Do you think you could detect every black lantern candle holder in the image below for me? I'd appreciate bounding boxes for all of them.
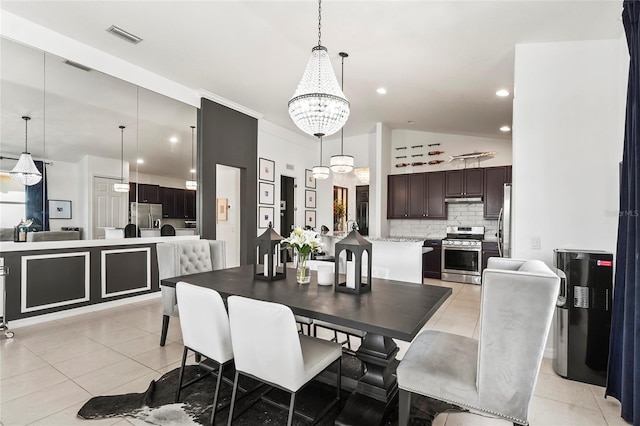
[255,222,287,281]
[334,224,372,294]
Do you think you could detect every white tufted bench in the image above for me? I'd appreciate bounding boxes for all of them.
[157,239,226,346]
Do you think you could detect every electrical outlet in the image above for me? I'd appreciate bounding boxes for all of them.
[531,237,541,250]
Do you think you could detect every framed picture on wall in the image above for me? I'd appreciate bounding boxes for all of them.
[216,198,228,223]
[258,157,275,182]
[258,182,275,205]
[305,169,316,189]
[258,206,274,229]
[305,210,316,229]
[49,200,72,219]
[305,190,316,208]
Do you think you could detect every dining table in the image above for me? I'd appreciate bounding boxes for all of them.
[161,264,452,426]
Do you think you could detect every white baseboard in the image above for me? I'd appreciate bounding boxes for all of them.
[9,292,161,329]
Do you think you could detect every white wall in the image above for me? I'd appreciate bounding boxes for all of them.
[46,159,83,232]
[216,164,241,267]
[389,130,512,175]
[133,172,186,189]
[257,120,320,237]
[512,38,628,265]
[370,123,392,238]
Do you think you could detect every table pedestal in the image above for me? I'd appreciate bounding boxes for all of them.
[335,333,399,426]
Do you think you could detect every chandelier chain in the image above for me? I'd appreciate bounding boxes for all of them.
[24,117,28,152]
[317,0,322,47]
[191,126,195,179]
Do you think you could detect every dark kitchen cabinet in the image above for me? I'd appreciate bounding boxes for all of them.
[160,187,177,218]
[445,169,484,197]
[388,173,446,219]
[184,190,196,220]
[482,241,500,272]
[423,240,442,279]
[388,174,409,218]
[483,166,512,219]
[129,182,136,202]
[138,184,160,203]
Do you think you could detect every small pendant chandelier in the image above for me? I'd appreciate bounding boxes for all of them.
[186,125,197,190]
[312,136,330,180]
[10,116,42,186]
[113,125,130,192]
[288,0,349,138]
[330,52,354,174]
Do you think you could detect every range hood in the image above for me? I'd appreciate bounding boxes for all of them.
[444,197,483,203]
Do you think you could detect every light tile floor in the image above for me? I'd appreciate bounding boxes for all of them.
[0,279,627,426]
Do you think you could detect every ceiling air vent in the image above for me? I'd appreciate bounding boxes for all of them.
[64,60,92,72]
[286,164,295,170]
[106,25,143,44]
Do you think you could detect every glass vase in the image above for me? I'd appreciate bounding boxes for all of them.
[296,253,311,284]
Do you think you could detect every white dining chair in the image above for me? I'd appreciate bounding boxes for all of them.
[175,281,234,425]
[226,295,342,426]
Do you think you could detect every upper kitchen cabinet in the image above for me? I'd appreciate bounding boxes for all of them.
[183,190,196,220]
[445,169,484,197]
[139,184,160,203]
[388,172,446,219]
[388,174,409,218]
[483,166,512,219]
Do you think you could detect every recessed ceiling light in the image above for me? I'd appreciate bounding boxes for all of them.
[190,169,196,174]
[496,89,510,97]
[137,159,144,164]
[500,126,511,132]
[170,136,178,143]
[408,121,415,124]
[376,87,387,95]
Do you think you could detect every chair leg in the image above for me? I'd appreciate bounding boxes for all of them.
[210,362,224,426]
[227,371,240,426]
[287,392,296,426]
[398,389,411,426]
[175,346,189,402]
[160,315,170,346]
[336,357,342,401]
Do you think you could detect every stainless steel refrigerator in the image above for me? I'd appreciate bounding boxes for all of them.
[497,183,512,257]
[130,203,162,229]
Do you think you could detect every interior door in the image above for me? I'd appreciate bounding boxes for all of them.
[216,164,241,268]
[93,176,127,239]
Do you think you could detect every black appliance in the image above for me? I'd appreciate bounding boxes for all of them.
[553,249,613,386]
[441,226,484,285]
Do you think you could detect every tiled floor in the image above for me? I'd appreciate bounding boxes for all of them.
[0,279,627,426]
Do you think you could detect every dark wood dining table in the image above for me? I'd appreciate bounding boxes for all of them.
[161,265,451,426]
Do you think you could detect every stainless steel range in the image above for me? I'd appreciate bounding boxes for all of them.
[441,226,484,285]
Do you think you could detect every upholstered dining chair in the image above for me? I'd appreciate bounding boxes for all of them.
[175,281,233,425]
[226,296,342,426]
[157,240,226,346]
[397,258,560,426]
[123,223,139,238]
[160,224,176,236]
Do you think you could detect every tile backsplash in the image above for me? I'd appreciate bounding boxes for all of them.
[389,202,498,240]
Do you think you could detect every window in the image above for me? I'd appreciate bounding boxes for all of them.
[0,172,26,227]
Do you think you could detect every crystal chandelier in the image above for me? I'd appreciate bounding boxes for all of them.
[10,116,42,186]
[312,136,330,179]
[113,125,130,192]
[186,125,197,190]
[330,52,354,173]
[288,0,349,138]
[354,167,370,184]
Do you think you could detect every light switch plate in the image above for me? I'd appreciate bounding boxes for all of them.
[531,237,541,250]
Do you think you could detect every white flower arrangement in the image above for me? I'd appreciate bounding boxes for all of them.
[283,226,321,256]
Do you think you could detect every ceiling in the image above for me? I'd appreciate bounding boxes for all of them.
[0,1,625,172]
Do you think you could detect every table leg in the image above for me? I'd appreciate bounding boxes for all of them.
[335,333,399,426]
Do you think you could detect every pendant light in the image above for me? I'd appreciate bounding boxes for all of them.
[113,125,129,192]
[185,125,197,190]
[288,0,349,138]
[330,52,354,174]
[10,116,42,186]
[312,136,330,179]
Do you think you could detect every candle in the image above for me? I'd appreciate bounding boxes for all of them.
[264,254,269,276]
[346,261,355,289]
[317,264,333,285]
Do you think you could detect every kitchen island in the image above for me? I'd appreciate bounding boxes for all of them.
[0,235,199,323]
[319,234,428,284]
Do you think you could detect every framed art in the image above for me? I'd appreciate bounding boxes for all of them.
[305,190,316,208]
[305,169,316,189]
[258,182,275,205]
[305,210,316,229]
[49,200,72,219]
[216,198,228,223]
[258,206,274,229]
[258,157,275,182]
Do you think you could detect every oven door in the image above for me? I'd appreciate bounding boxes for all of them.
[441,246,482,276]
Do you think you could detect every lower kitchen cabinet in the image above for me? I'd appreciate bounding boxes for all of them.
[482,241,500,272]
[423,240,442,279]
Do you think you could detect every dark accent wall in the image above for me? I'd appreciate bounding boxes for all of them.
[199,99,258,265]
